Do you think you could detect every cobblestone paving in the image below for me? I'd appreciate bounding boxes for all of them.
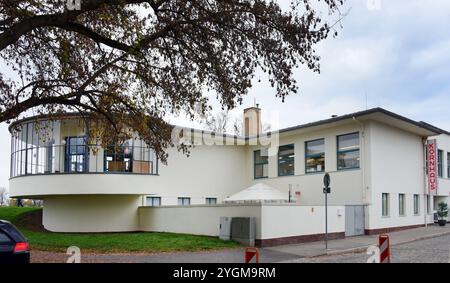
[291,234,450,263]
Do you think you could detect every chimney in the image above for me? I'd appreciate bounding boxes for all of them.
[243,104,262,136]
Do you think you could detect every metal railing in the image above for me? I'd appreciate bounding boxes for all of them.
[10,144,158,178]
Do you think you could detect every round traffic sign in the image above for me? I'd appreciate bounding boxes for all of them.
[323,173,330,188]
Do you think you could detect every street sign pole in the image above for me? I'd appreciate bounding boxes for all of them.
[323,173,331,251]
[325,190,328,250]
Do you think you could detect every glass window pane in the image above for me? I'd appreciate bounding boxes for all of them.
[278,144,294,176]
[338,133,359,151]
[382,193,389,217]
[306,139,324,155]
[254,150,268,179]
[337,151,360,170]
[306,155,325,173]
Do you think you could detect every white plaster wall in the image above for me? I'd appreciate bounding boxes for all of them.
[139,204,262,238]
[259,205,345,239]
[10,144,249,204]
[43,195,141,232]
[433,134,450,197]
[139,204,345,240]
[246,122,364,206]
[367,121,430,230]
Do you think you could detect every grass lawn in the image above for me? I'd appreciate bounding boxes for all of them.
[0,207,239,253]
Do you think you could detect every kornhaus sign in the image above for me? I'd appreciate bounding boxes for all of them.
[427,139,438,191]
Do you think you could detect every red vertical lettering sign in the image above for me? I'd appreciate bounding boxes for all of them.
[427,139,438,192]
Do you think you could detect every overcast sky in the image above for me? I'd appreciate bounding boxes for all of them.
[1,0,450,189]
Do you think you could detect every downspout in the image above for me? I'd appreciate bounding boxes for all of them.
[353,116,368,232]
[422,137,428,228]
[352,117,366,205]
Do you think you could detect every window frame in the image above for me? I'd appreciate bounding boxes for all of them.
[205,198,217,205]
[398,193,406,216]
[305,138,325,174]
[337,132,360,171]
[146,196,161,207]
[413,194,420,215]
[64,136,88,173]
[447,152,450,179]
[278,144,295,177]
[178,197,191,206]
[382,193,390,217]
[438,149,443,177]
[254,149,268,179]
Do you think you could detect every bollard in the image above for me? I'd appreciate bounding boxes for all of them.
[379,234,391,263]
[244,247,259,263]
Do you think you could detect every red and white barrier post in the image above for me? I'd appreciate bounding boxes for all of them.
[379,234,391,263]
[244,247,259,263]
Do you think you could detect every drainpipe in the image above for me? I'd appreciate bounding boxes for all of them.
[352,117,366,205]
[422,137,428,228]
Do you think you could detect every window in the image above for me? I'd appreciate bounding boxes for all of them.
[438,150,443,177]
[278,144,295,176]
[65,136,87,173]
[382,193,389,217]
[254,149,268,179]
[305,139,325,174]
[426,195,430,214]
[447,153,450,179]
[337,133,360,170]
[399,193,406,216]
[105,140,133,173]
[146,196,161,206]
[205,198,217,205]
[178,197,191,206]
[414,194,420,215]
[0,231,11,244]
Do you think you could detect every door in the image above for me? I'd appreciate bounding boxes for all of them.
[345,205,365,236]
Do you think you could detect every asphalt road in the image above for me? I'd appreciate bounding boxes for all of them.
[31,234,450,263]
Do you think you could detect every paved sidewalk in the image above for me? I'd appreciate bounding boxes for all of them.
[268,224,450,259]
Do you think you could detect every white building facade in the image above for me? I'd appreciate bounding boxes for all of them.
[7,108,449,243]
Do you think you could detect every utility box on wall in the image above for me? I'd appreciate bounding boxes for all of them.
[231,217,256,246]
[219,216,232,241]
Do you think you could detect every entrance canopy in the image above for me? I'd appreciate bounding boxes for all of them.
[224,183,289,203]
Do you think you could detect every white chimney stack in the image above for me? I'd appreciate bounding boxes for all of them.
[243,105,262,136]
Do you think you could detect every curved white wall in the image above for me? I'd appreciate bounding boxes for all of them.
[43,195,141,232]
[10,144,249,205]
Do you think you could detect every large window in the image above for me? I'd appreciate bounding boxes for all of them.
[399,193,406,216]
[254,149,268,179]
[414,194,420,215]
[104,140,133,173]
[337,133,360,170]
[10,119,159,177]
[382,193,390,217]
[10,120,54,177]
[146,196,161,206]
[447,153,450,179]
[178,197,191,206]
[305,139,325,174]
[278,144,295,176]
[438,150,443,177]
[65,136,87,173]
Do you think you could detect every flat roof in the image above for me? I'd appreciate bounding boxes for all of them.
[8,107,445,138]
[273,107,443,137]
